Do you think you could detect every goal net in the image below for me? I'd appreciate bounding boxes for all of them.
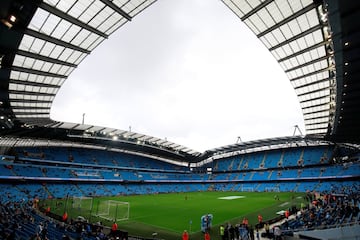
[265,187,280,192]
[95,200,130,221]
[71,196,93,212]
[241,187,254,192]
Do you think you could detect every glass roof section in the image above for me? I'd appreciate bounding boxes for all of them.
[222,0,336,136]
[9,0,156,122]
[46,121,201,156]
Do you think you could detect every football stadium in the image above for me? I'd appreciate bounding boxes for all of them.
[0,0,359,240]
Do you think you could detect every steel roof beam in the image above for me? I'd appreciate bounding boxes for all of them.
[303,109,330,118]
[302,102,330,110]
[294,77,333,90]
[9,79,61,88]
[305,121,329,127]
[99,0,132,21]
[257,3,318,38]
[17,50,77,68]
[240,0,274,21]
[10,99,53,104]
[16,118,53,125]
[278,40,330,63]
[70,124,80,130]
[9,90,56,97]
[290,66,331,82]
[285,55,330,73]
[24,28,90,54]
[13,112,49,115]
[10,66,67,79]
[300,95,329,104]
[11,106,51,110]
[306,126,328,131]
[39,2,108,39]
[297,86,331,97]
[269,24,323,51]
[83,126,94,131]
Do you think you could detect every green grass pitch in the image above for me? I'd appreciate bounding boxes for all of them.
[43,191,305,239]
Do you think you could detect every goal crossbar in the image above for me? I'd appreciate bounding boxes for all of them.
[94,200,130,222]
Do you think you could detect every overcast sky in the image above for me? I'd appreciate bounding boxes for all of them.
[51,0,305,152]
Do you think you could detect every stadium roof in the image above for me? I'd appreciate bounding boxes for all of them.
[0,0,359,159]
[198,135,334,163]
[222,0,360,144]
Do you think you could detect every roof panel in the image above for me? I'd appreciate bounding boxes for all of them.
[235,0,252,15]
[16,114,51,118]
[243,17,259,35]
[61,24,81,42]
[279,23,294,40]
[258,7,275,28]
[79,1,107,24]
[91,7,118,32]
[48,44,65,59]
[43,13,62,36]
[306,122,328,130]
[52,20,71,39]
[247,0,261,8]
[38,41,55,57]
[275,0,293,19]
[28,8,49,31]
[49,0,76,13]
[307,128,326,134]
[68,0,89,18]
[31,37,46,53]
[266,1,283,23]
[248,13,267,33]
[303,107,330,117]
[71,28,92,48]
[105,17,126,35]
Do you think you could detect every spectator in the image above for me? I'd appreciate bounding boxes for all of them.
[242,217,249,226]
[219,225,225,240]
[204,231,210,240]
[62,234,71,240]
[264,222,270,237]
[182,230,189,240]
[273,225,281,240]
[111,221,118,237]
[228,224,235,240]
[234,224,240,240]
[256,228,260,240]
[257,214,263,224]
[35,222,43,236]
[285,209,290,219]
[249,225,255,240]
[62,212,68,222]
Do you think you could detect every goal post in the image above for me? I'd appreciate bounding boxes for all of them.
[241,187,254,192]
[265,187,280,192]
[94,200,130,222]
[71,196,93,212]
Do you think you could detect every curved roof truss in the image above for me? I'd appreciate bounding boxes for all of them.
[6,0,156,123]
[222,0,336,135]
